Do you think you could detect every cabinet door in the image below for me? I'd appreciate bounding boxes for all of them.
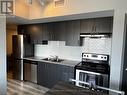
[17,25,28,35]
[53,21,66,41]
[65,20,81,46]
[41,24,49,41]
[47,63,62,88]
[27,24,43,44]
[37,62,62,88]
[94,17,113,33]
[37,62,48,87]
[46,23,55,41]
[80,19,94,33]
[61,65,74,83]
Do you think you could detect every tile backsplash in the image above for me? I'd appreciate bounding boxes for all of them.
[82,38,112,55]
[35,38,112,61]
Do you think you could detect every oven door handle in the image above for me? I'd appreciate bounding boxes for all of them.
[76,69,104,75]
[70,79,125,95]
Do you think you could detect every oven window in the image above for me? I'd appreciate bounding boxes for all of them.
[78,72,109,88]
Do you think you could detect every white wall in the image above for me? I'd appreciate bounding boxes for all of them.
[6,24,17,55]
[110,10,126,91]
[35,38,112,61]
[0,16,7,95]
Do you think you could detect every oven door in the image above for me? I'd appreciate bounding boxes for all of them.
[75,69,109,88]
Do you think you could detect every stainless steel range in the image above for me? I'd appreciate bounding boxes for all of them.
[75,53,110,89]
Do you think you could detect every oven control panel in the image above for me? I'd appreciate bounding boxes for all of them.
[82,53,109,61]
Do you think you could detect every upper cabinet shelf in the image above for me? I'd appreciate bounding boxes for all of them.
[17,17,113,46]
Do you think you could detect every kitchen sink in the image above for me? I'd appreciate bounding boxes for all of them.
[42,58,64,62]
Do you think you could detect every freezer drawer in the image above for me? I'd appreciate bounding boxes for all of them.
[24,60,38,83]
[13,59,23,80]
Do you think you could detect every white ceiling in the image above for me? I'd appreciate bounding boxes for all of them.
[6,10,114,25]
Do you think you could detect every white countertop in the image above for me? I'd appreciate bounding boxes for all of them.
[23,56,80,67]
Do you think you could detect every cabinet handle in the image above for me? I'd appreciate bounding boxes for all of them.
[95,26,96,32]
[45,64,46,69]
[77,39,79,46]
[92,26,94,32]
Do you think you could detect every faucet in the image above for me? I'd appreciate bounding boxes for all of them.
[49,55,59,61]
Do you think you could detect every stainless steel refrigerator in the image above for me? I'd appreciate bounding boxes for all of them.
[12,35,34,80]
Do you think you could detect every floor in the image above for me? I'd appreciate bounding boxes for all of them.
[7,73,49,95]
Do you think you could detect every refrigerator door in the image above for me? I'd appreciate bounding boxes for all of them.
[12,35,23,59]
[12,35,34,81]
[13,59,23,80]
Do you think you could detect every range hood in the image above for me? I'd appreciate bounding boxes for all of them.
[80,33,112,38]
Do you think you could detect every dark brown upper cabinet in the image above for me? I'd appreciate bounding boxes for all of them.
[27,24,43,44]
[65,20,81,46]
[18,25,28,35]
[18,17,113,45]
[94,17,113,33]
[42,21,66,41]
[53,21,66,41]
[41,23,53,41]
[81,17,113,34]
[17,24,41,44]
[80,18,95,33]
[45,23,55,41]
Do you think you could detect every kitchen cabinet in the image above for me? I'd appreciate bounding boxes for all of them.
[45,23,55,41]
[37,62,61,88]
[41,23,51,41]
[27,24,43,44]
[18,24,43,44]
[37,62,74,88]
[81,17,113,33]
[42,22,66,41]
[37,62,47,87]
[18,25,28,35]
[34,22,66,41]
[80,19,94,33]
[61,65,74,82]
[94,17,113,33]
[18,17,113,45]
[65,20,81,46]
[53,21,66,41]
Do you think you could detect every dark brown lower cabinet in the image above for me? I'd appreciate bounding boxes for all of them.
[61,65,74,82]
[37,62,74,88]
